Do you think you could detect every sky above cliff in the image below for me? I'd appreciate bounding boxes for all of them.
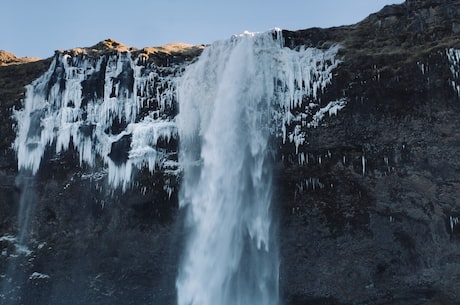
[3,0,403,58]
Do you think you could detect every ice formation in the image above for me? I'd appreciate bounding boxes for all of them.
[362,155,366,176]
[14,30,343,193]
[14,51,180,190]
[28,272,50,280]
[446,48,460,96]
[450,216,459,233]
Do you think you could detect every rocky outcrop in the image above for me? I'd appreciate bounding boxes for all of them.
[1,1,460,304]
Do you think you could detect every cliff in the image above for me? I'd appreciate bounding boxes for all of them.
[279,0,460,304]
[1,1,460,304]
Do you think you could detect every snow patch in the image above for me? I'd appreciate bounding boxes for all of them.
[0,235,16,243]
[0,235,32,256]
[29,272,50,280]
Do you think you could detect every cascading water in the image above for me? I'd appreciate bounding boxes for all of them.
[175,29,343,305]
[176,31,281,305]
[0,173,37,304]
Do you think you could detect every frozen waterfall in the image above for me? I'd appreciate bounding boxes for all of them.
[14,51,180,191]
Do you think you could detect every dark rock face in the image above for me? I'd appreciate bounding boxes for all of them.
[1,1,460,304]
[279,1,460,304]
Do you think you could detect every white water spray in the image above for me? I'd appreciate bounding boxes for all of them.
[0,173,36,304]
[176,31,281,305]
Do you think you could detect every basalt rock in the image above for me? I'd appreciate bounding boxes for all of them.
[1,1,460,304]
[278,1,460,304]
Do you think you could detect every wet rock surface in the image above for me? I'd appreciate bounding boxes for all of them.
[1,1,460,304]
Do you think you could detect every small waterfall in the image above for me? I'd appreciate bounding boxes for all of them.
[176,31,281,305]
[14,174,36,249]
[0,173,36,304]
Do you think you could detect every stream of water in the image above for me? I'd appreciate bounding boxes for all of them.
[176,30,281,305]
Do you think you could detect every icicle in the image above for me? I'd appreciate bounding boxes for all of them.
[14,51,181,190]
[446,48,460,97]
[308,99,347,128]
[450,216,459,233]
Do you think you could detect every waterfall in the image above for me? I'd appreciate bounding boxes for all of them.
[175,28,342,305]
[176,30,281,305]
[0,174,36,304]
[11,28,342,305]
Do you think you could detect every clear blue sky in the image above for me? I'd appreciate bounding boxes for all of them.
[2,0,404,58]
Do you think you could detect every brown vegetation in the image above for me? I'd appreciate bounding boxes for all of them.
[0,50,40,66]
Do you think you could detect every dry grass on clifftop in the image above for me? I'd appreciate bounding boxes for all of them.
[0,50,40,66]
